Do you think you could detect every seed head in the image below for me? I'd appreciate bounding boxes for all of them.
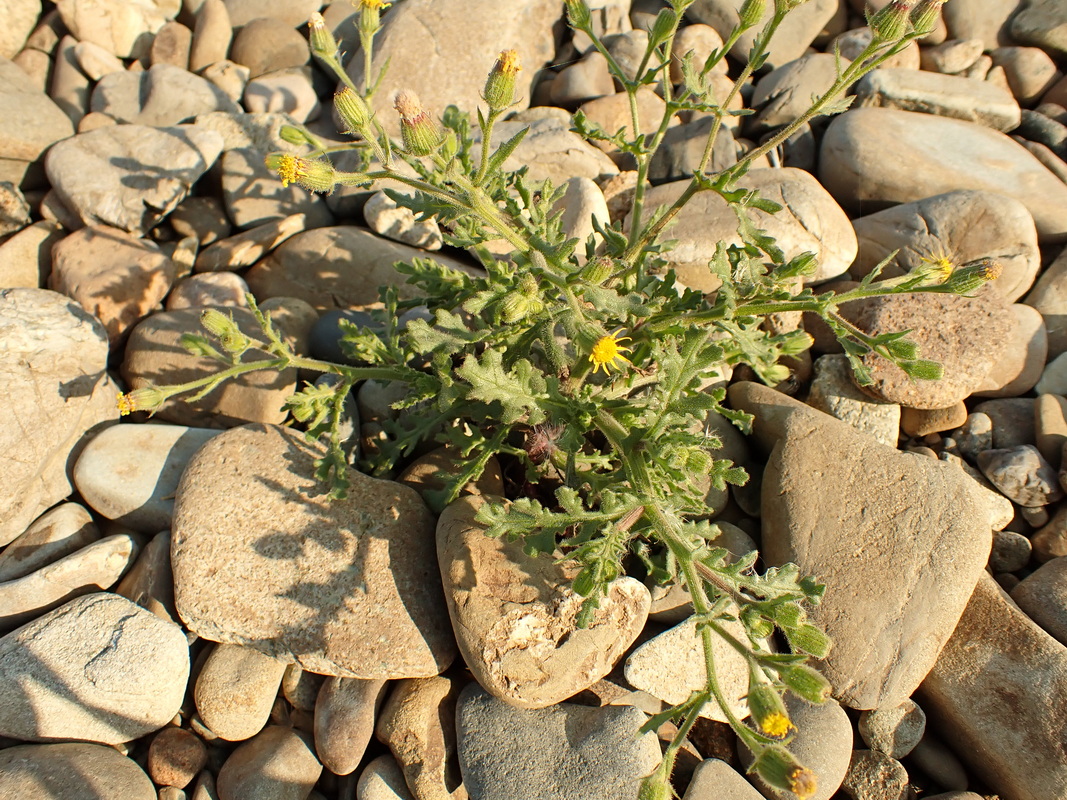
[393,90,443,156]
[307,12,337,59]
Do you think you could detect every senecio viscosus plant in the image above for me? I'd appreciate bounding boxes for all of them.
[118,0,996,797]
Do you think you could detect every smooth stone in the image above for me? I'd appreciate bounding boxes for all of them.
[397,448,504,504]
[849,190,1041,304]
[1037,351,1067,395]
[216,726,322,800]
[847,292,1015,410]
[172,424,456,677]
[1032,505,1067,562]
[12,47,50,92]
[991,46,1062,105]
[0,57,74,186]
[900,403,968,438]
[282,665,325,713]
[166,272,250,310]
[55,0,178,59]
[820,108,1067,243]
[45,124,223,235]
[0,742,156,799]
[0,219,64,288]
[973,303,1046,397]
[376,676,465,799]
[919,572,1067,800]
[1036,394,1067,465]
[149,727,209,789]
[854,68,1020,132]
[314,676,387,776]
[550,50,615,105]
[151,20,192,68]
[49,224,179,344]
[647,116,736,184]
[973,397,1036,449]
[91,64,238,126]
[199,60,250,103]
[218,146,334,230]
[246,226,472,311]
[976,445,1063,507]
[579,88,670,159]
[1024,245,1067,357]
[0,289,117,546]
[364,190,444,251]
[478,114,620,187]
[171,195,232,247]
[920,38,986,73]
[347,0,559,138]
[194,213,306,272]
[437,495,649,708]
[1011,557,1067,645]
[832,26,920,69]
[455,683,661,800]
[0,533,139,630]
[729,382,1000,709]
[0,0,39,59]
[635,168,856,292]
[189,0,232,72]
[358,754,417,800]
[115,530,179,623]
[623,613,752,723]
[737,694,852,800]
[0,502,99,582]
[49,34,91,127]
[682,758,764,800]
[195,109,308,154]
[195,642,287,741]
[243,67,320,123]
[1010,0,1067,54]
[951,412,993,461]
[222,0,319,28]
[556,176,611,257]
[120,306,296,427]
[858,699,926,759]
[0,592,189,744]
[807,354,900,447]
[840,749,909,800]
[942,0,1017,49]
[751,54,850,133]
[990,528,1032,572]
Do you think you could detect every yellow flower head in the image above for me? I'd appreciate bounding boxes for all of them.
[117,387,166,416]
[590,331,632,375]
[759,711,795,739]
[357,0,390,9]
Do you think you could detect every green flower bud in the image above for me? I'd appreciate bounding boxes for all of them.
[500,293,532,324]
[867,0,916,43]
[747,678,794,739]
[278,125,315,146]
[358,0,391,39]
[739,0,766,28]
[307,12,337,60]
[786,623,832,658]
[335,87,373,134]
[781,664,833,704]
[648,8,677,47]
[941,258,1002,295]
[909,0,945,36]
[393,90,443,156]
[884,338,920,361]
[264,153,338,193]
[580,256,614,284]
[751,745,817,800]
[741,605,775,639]
[483,49,521,113]
[564,0,592,30]
[200,309,252,354]
[778,330,814,357]
[518,272,538,296]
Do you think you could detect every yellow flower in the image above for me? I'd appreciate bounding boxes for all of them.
[759,711,794,739]
[357,0,390,9]
[590,331,632,374]
[116,388,166,416]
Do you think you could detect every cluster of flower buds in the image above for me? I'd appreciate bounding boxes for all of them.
[868,0,946,42]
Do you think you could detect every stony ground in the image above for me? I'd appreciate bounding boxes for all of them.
[1,1,1067,799]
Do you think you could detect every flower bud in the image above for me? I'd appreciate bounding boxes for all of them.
[867,0,915,43]
[781,664,833,704]
[747,678,794,739]
[264,153,338,193]
[117,387,167,416]
[335,87,373,134]
[393,90,443,156]
[942,258,1002,295]
[648,8,677,47]
[580,256,614,284]
[483,49,521,113]
[564,0,592,30]
[884,338,919,361]
[279,125,315,146]
[500,292,532,324]
[739,0,766,28]
[307,12,337,60]
[786,622,832,658]
[751,745,817,800]
[358,0,391,38]
[200,309,252,354]
[909,0,945,36]
[778,330,814,357]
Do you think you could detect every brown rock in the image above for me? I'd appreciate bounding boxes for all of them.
[149,727,209,789]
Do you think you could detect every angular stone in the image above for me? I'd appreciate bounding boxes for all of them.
[172,424,456,677]
[858,699,926,759]
[0,592,189,744]
[0,0,39,59]
[45,125,223,235]
[0,57,75,186]
[0,502,100,583]
[455,683,661,800]
[682,758,764,800]
[920,573,1067,800]
[0,742,156,799]
[729,382,999,709]
[0,289,117,546]
[1010,557,1067,645]
[820,108,1067,243]
[437,495,649,708]
[347,0,559,138]
[807,354,901,447]
[976,444,1063,507]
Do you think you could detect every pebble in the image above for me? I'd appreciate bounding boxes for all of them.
[199,59,250,102]
[171,195,232,246]
[682,758,764,800]
[149,726,209,789]
[488,115,619,186]
[730,382,1002,709]
[364,190,444,251]
[282,665,324,712]
[807,354,901,446]
[858,699,926,759]
[314,676,386,776]
[973,397,1036,448]
[358,754,417,800]
[1037,350,1067,396]
[920,572,1067,798]
[166,271,250,309]
[0,289,118,546]
[832,27,920,69]
[216,725,322,800]
[243,67,321,122]
[438,495,649,708]
[976,444,1063,506]
[900,403,968,438]
[0,56,74,186]
[0,502,99,583]
[195,642,286,741]
[376,676,466,799]
[115,530,179,623]
[455,683,661,800]
[46,124,223,235]
[120,306,297,427]
[751,54,848,133]
[189,0,231,72]
[49,34,90,126]
[990,528,1033,572]
[906,733,969,791]
[0,592,189,744]
[0,741,156,799]
[0,0,39,60]
[991,46,1062,106]
[0,532,139,630]
[972,303,1046,397]
[194,213,304,271]
[1032,505,1067,562]
[1010,556,1067,645]
[840,749,909,800]
[920,38,986,73]
[737,693,853,800]
[245,226,471,310]
[820,107,1067,242]
[91,63,239,126]
[1024,244,1067,358]
[55,0,176,59]
[151,19,192,68]
[949,412,993,461]
[172,424,457,676]
[222,0,320,29]
[550,50,614,106]
[73,39,126,80]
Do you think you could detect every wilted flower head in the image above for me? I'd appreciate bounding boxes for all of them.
[393,90,443,155]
